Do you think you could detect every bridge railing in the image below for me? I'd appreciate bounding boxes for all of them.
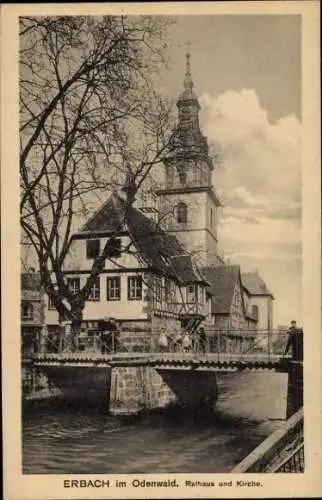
[39,329,291,362]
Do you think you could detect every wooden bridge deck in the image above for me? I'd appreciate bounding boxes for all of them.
[32,352,293,372]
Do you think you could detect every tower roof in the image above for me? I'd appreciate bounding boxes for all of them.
[178,50,199,105]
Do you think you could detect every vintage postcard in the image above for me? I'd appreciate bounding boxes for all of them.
[1,1,321,499]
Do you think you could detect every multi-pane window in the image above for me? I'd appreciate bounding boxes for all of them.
[48,296,56,310]
[187,284,196,303]
[86,239,100,259]
[106,277,121,301]
[67,277,80,295]
[22,303,33,320]
[87,277,100,301]
[155,277,162,302]
[128,276,142,300]
[177,202,187,223]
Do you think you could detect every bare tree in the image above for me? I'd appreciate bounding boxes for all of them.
[20,15,175,345]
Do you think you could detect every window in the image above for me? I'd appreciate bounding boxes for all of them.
[187,284,196,303]
[178,170,187,185]
[48,296,56,310]
[128,276,142,300]
[252,305,259,319]
[177,202,187,223]
[67,277,80,295]
[155,277,162,302]
[22,303,33,320]
[210,208,213,228]
[86,239,100,259]
[164,279,171,302]
[106,277,121,301]
[199,286,204,303]
[87,277,100,301]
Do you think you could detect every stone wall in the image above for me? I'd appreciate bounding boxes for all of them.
[109,366,176,415]
[109,366,218,416]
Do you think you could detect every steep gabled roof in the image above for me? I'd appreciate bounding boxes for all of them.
[202,265,240,314]
[79,195,125,234]
[74,193,204,284]
[241,272,274,298]
[171,255,209,285]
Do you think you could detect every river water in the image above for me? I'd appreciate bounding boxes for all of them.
[22,372,288,474]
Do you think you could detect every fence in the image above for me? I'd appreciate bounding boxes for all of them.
[38,329,291,361]
[274,443,304,473]
[231,407,304,473]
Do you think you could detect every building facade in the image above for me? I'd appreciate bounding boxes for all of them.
[241,272,274,330]
[44,193,209,346]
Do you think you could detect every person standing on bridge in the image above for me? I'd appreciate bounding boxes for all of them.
[284,320,303,361]
[158,329,168,353]
[182,331,192,353]
[198,327,207,355]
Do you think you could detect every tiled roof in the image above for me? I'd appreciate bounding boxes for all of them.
[79,196,125,233]
[202,265,240,314]
[171,255,209,285]
[241,272,274,298]
[75,193,204,284]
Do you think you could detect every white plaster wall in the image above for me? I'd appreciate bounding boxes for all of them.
[44,271,148,325]
[249,296,272,330]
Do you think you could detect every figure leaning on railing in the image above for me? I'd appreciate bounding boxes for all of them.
[284,320,303,362]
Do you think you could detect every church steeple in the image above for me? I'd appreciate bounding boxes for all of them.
[156,46,221,266]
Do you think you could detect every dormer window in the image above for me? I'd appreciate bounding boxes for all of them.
[86,239,100,259]
[177,202,187,223]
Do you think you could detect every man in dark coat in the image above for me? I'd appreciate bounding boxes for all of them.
[198,327,207,355]
[284,320,303,361]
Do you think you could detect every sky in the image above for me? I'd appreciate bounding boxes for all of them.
[160,16,302,327]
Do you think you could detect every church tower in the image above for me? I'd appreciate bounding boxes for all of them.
[157,50,222,266]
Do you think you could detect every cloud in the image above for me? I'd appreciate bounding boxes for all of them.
[200,89,301,203]
[199,89,302,325]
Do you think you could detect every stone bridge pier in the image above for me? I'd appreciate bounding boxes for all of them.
[109,366,218,415]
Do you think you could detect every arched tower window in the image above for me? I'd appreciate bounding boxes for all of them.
[177,167,187,185]
[210,208,213,227]
[177,202,187,223]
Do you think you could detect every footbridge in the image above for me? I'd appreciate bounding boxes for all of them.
[25,330,303,418]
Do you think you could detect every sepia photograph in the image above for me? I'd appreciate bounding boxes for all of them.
[1,2,321,499]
